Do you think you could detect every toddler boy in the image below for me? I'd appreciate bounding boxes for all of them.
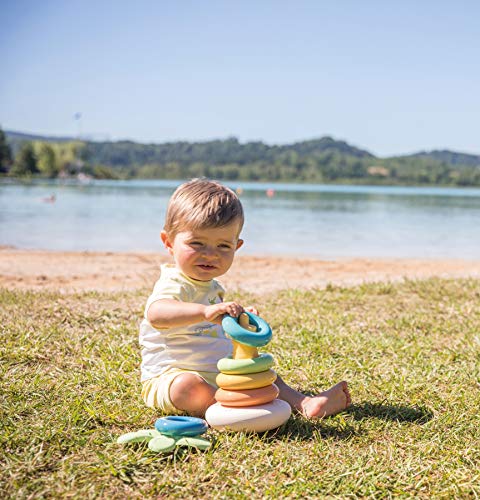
[140,178,351,417]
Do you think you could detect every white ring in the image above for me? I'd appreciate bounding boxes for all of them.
[205,399,291,432]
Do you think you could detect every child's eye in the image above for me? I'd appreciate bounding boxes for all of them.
[219,244,232,249]
[189,241,203,247]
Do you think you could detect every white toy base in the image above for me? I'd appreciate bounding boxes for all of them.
[205,399,292,432]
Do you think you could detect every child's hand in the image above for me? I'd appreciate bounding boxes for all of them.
[244,306,259,316]
[204,301,244,324]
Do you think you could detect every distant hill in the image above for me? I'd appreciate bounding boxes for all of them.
[5,130,374,166]
[276,137,374,158]
[4,129,480,186]
[405,150,480,168]
[6,129,479,167]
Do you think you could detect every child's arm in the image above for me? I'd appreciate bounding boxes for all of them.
[147,299,245,329]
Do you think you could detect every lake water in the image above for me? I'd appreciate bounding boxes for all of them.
[1,179,480,259]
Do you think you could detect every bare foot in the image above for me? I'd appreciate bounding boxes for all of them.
[301,381,351,418]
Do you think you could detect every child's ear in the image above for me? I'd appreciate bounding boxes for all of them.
[236,239,244,250]
[160,230,174,255]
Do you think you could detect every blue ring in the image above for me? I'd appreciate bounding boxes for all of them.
[222,311,272,347]
[154,416,208,437]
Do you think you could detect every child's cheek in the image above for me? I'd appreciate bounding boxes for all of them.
[178,247,198,263]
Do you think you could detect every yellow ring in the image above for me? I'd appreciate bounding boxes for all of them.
[216,369,277,390]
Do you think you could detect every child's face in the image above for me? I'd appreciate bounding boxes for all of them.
[161,221,243,281]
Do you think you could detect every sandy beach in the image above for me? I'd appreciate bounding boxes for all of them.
[1,247,480,294]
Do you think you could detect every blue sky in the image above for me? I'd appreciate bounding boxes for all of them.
[1,0,479,156]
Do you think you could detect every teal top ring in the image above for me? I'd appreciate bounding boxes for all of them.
[222,311,272,347]
[154,416,208,437]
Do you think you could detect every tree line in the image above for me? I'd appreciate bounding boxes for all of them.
[0,129,115,179]
[2,127,480,186]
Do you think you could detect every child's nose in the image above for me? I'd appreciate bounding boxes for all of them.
[202,246,217,258]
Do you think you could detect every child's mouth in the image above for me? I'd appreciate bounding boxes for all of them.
[198,264,216,270]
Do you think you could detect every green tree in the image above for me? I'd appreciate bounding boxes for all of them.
[11,142,39,177]
[0,127,13,174]
[92,164,119,179]
[37,143,58,178]
[54,141,88,174]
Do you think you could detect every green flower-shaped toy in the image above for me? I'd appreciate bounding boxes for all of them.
[117,416,211,453]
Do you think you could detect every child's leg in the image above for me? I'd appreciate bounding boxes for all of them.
[163,371,351,419]
[275,375,351,418]
[169,373,216,417]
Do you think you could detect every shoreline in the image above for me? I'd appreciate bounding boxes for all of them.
[2,247,480,294]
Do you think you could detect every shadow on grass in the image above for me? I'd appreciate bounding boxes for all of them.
[266,414,359,442]
[261,401,434,443]
[346,401,434,424]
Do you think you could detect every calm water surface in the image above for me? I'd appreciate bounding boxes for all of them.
[1,179,480,259]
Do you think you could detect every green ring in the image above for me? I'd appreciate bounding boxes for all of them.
[217,353,275,375]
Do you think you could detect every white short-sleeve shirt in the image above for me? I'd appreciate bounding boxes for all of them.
[139,264,232,381]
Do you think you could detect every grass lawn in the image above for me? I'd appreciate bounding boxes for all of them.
[1,278,479,498]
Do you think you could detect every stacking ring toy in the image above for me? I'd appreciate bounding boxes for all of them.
[215,384,280,407]
[217,353,275,375]
[148,435,177,453]
[216,369,277,390]
[154,416,208,437]
[206,399,292,432]
[222,311,272,347]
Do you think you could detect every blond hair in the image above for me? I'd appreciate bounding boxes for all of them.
[164,178,244,238]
